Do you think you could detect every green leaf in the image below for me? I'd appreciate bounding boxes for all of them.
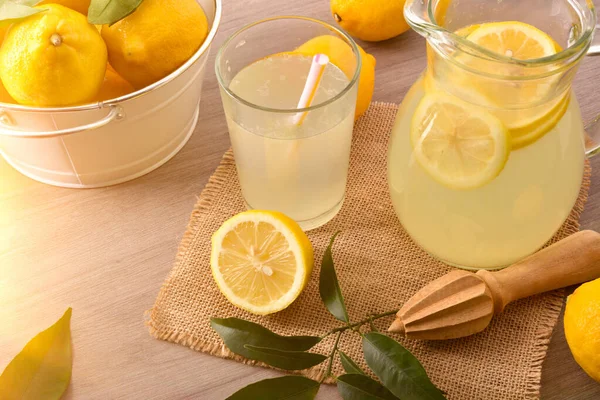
[0,308,73,400]
[337,374,400,400]
[87,0,143,25]
[243,345,327,370]
[319,232,349,323]
[339,351,366,375]
[362,333,446,400]
[210,317,322,359]
[0,0,45,25]
[227,376,320,400]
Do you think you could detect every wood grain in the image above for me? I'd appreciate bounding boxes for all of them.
[1,0,600,398]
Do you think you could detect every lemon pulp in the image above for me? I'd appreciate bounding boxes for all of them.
[211,210,313,315]
[410,91,510,190]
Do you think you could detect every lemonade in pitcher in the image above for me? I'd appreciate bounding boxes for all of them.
[389,0,598,269]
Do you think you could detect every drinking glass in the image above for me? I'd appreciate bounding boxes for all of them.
[216,16,360,230]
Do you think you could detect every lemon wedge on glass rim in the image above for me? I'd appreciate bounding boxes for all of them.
[410,91,510,190]
[211,210,314,315]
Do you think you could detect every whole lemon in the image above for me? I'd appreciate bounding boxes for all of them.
[331,0,409,42]
[93,64,135,102]
[0,81,16,104]
[101,0,209,90]
[296,35,376,120]
[0,24,8,43]
[39,0,91,15]
[0,25,13,103]
[564,277,600,382]
[0,4,107,106]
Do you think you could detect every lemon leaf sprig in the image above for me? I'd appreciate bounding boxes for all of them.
[88,0,143,26]
[0,0,44,25]
[212,232,447,400]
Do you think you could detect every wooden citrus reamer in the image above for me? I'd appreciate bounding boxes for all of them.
[388,230,600,340]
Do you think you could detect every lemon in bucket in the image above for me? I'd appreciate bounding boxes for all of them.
[94,64,135,102]
[39,0,91,15]
[101,0,209,89]
[0,4,107,106]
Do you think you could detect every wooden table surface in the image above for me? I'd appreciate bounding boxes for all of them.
[2,1,600,399]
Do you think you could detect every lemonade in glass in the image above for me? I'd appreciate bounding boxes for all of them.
[216,17,359,230]
[389,0,599,269]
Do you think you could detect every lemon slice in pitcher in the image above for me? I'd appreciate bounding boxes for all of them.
[211,210,314,315]
[505,91,571,149]
[465,21,559,130]
[467,21,556,60]
[410,92,510,190]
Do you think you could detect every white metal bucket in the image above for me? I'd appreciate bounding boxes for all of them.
[0,0,222,188]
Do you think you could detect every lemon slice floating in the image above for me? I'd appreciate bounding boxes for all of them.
[466,21,560,128]
[505,91,571,149]
[467,21,556,60]
[211,210,313,315]
[411,92,510,190]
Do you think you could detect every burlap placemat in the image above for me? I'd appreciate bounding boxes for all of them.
[147,102,591,400]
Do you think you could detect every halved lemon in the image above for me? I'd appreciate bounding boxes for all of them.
[210,210,314,315]
[410,91,510,190]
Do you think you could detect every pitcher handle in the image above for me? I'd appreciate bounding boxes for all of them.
[587,24,600,56]
[585,115,600,157]
[583,23,600,155]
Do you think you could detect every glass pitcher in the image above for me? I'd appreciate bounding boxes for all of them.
[389,0,600,270]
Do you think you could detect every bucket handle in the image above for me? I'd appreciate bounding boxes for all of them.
[0,105,124,139]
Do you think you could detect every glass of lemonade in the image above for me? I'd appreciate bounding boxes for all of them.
[389,0,599,270]
[215,17,360,230]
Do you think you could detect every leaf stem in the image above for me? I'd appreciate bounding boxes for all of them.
[320,331,342,383]
[322,309,398,338]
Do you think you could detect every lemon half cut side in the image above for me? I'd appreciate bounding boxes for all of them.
[210,210,314,315]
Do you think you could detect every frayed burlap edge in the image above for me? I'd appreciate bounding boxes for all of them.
[522,161,591,400]
[146,107,593,393]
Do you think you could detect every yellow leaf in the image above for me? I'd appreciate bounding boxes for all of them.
[0,308,72,400]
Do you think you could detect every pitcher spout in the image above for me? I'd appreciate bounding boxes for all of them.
[403,0,597,109]
[404,0,446,39]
